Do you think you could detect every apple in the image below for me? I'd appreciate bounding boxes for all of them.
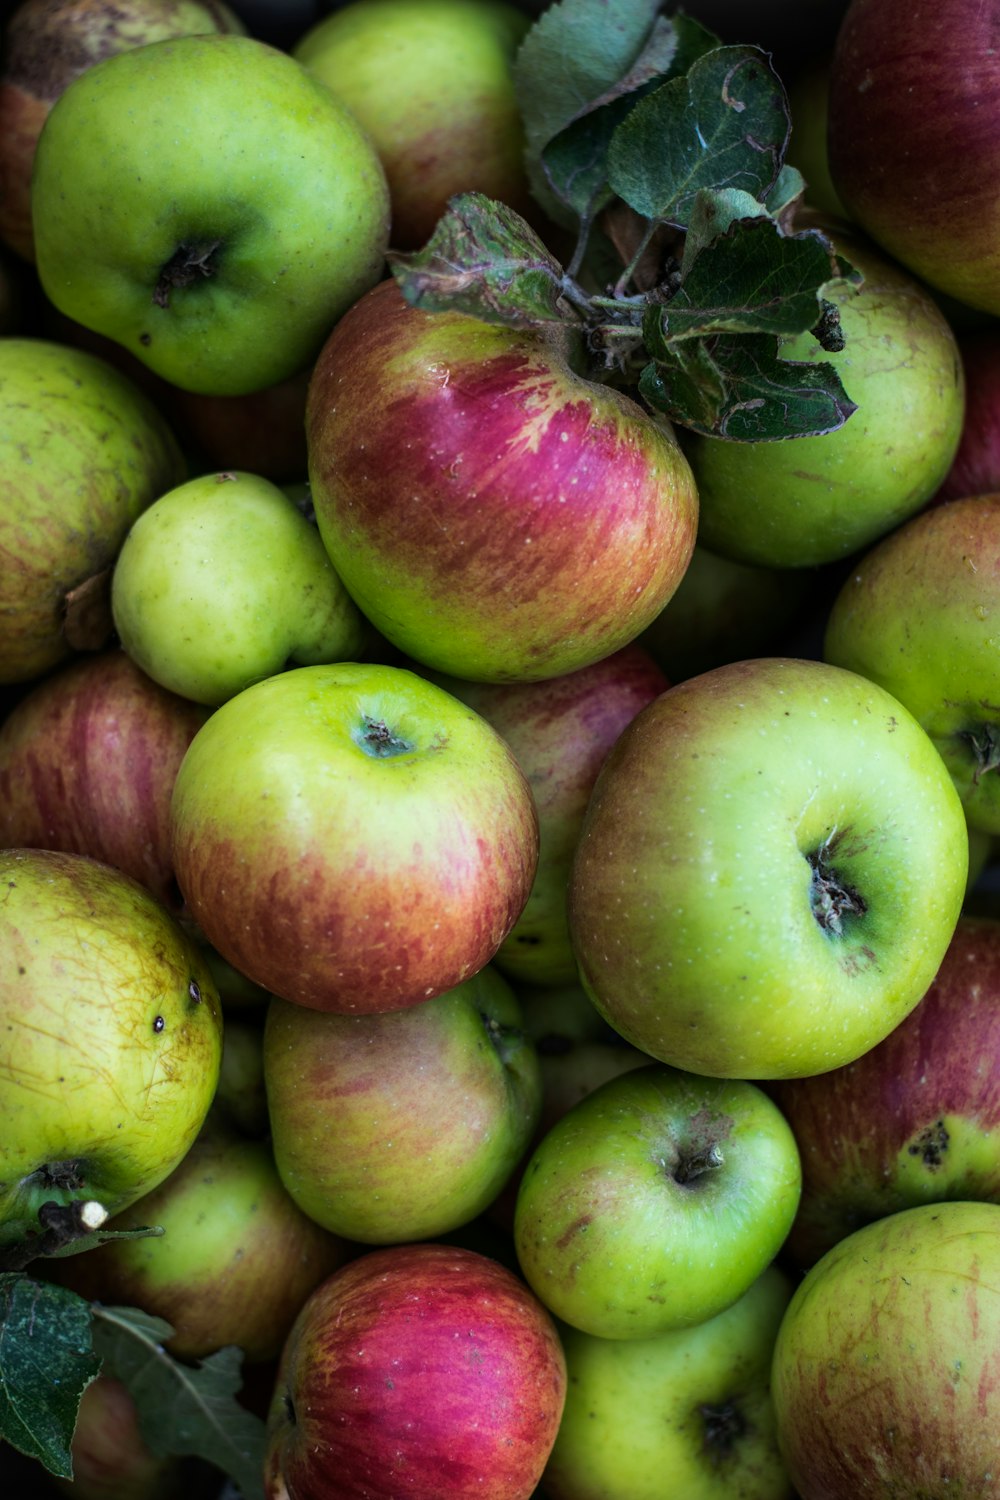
[771,1200,1000,1498]
[31,33,390,396]
[0,848,223,1251]
[0,648,206,911]
[784,55,847,222]
[0,0,246,264]
[542,1264,795,1500]
[263,1242,567,1500]
[684,223,965,568]
[513,1062,801,1340]
[50,1119,344,1364]
[164,366,311,485]
[0,338,185,685]
[306,277,699,683]
[568,656,969,1079]
[427,643,668,986]
[212,1012,268,1137]
[768,913,1000,1268]
[48,1374,188,1500]
[111,470,366,706]
[170,661,539,1014]
[933,331,1000,504]
[827,0,1000,316]
[824,492,1000,833]
[294,0,532,252]
[264,964,541,1243]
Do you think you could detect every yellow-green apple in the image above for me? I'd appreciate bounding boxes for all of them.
[170,661,539,1013]
[50,1120,343,1364]
[513,1063,802,1340]
[685,225,964,568]
[264,965,541,1243]
[569,657,969,1079]
[771,1200,1000,1498]
[306,277,699,683]
[111,470,365,706]
[934,333,1000,503]
[637,544,812,683]
[294,0,531,251]
[824,493,1000,833]
[263,1242,567,1500]
[0,649,206,911]
[427,643,667,985]
[0,338,184,685]
[785,55,847,221]
[0,0,245,263]
[769,914,1000,1267]
[31,34,390,395]
[827,0,1000,315]
[542,1264,795,1500]
[0,848,222,1251]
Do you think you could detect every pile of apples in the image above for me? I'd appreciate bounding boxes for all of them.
[4,0,1000,1497]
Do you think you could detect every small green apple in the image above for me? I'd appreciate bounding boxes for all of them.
[513,1063,802,1340]
[31,33,390,395]
[111,470,366,705]
[264,964,542,1242]
[0,848,223,1250]
[543,1265,795,1500]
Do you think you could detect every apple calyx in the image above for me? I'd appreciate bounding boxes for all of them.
[481,1011,525,1068]
[699,1398,748,1462]
[153,239,222,309]
[356,714,414,758]
[807,837,866,936]
[961,722,1000,784]
[671,1139,724,1187]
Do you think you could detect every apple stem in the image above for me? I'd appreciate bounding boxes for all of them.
[672,1141,723,1186]
[0,1198,109,1273]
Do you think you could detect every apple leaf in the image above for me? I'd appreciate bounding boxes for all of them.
[389,193,580,327]
[91,1305,267,1500]
[606,45,791,226]
[0,1273,100,1479]
[639,331,858,440]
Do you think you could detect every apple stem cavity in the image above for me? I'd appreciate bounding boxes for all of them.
[807,837,867,936]
[962,722,1000,784]
[355,714,414,758]
[153,239,223,309]
[699,1398,748,1463]
[672,1140,724,1187]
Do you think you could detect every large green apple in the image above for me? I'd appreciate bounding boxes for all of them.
[31,33,390,395]
[569,657,969,1079]
[513,1063,802,1340]
[0,848,223,1250]
[543,1265,795,1500]
[685,225,964,568]
[111,470,366,705]
[0,338,184,685]
[771,1200,1000,1497]
[294,0,531,251]
[264,964,541,1243]
[824,492,1000,834]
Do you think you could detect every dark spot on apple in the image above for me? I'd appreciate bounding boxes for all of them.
[152,1015,165,1033]
[153,240,223,309]
[700,1398,748,1462]
[555,1214,592,1250]
[513,934,541,945]
[188,979,202,1005]
[907,1119,950,1168]
[139,333,152,346]
[283,1390,296,1426]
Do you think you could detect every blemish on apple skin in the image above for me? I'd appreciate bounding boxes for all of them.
[907,1119,949,1168]
[555,1214,592,1251]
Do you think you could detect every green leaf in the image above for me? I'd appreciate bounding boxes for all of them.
[389,193,578,328]
[539,13,719,221]
[640,332,857,440]
[0,1273,100,1478]
[92,1304,268,1500]
[679,186,769,275]
[514,0,664,222]
[606,44,791,226]
[46,1224,165,1260]
[658,217,854,340]
[764,163,806,224]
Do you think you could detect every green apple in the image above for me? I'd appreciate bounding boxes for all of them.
[513,1063,802,1340]
[824,492,1000,834]
[771,1200,1000,1498]
[111,470,366,705]
[685,225,964,568]
[543,1264,795,1500]
[51,1119,343,1363]
[31,33,390,395]
[264,964,541,1242]
[212,1013,268,1137]
[0,847,222,1250]
[569,657,969,1079]
[170,661,539,1015]
[0,338,184,685]
[294,0,531,252]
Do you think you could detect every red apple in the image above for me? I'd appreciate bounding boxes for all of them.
[263,1242,567,1500]
[827,0,1000,315]
[306,277,698,684]
[933,331,1000,504]
[0,649,205,912]
[769,913,1000,1267]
